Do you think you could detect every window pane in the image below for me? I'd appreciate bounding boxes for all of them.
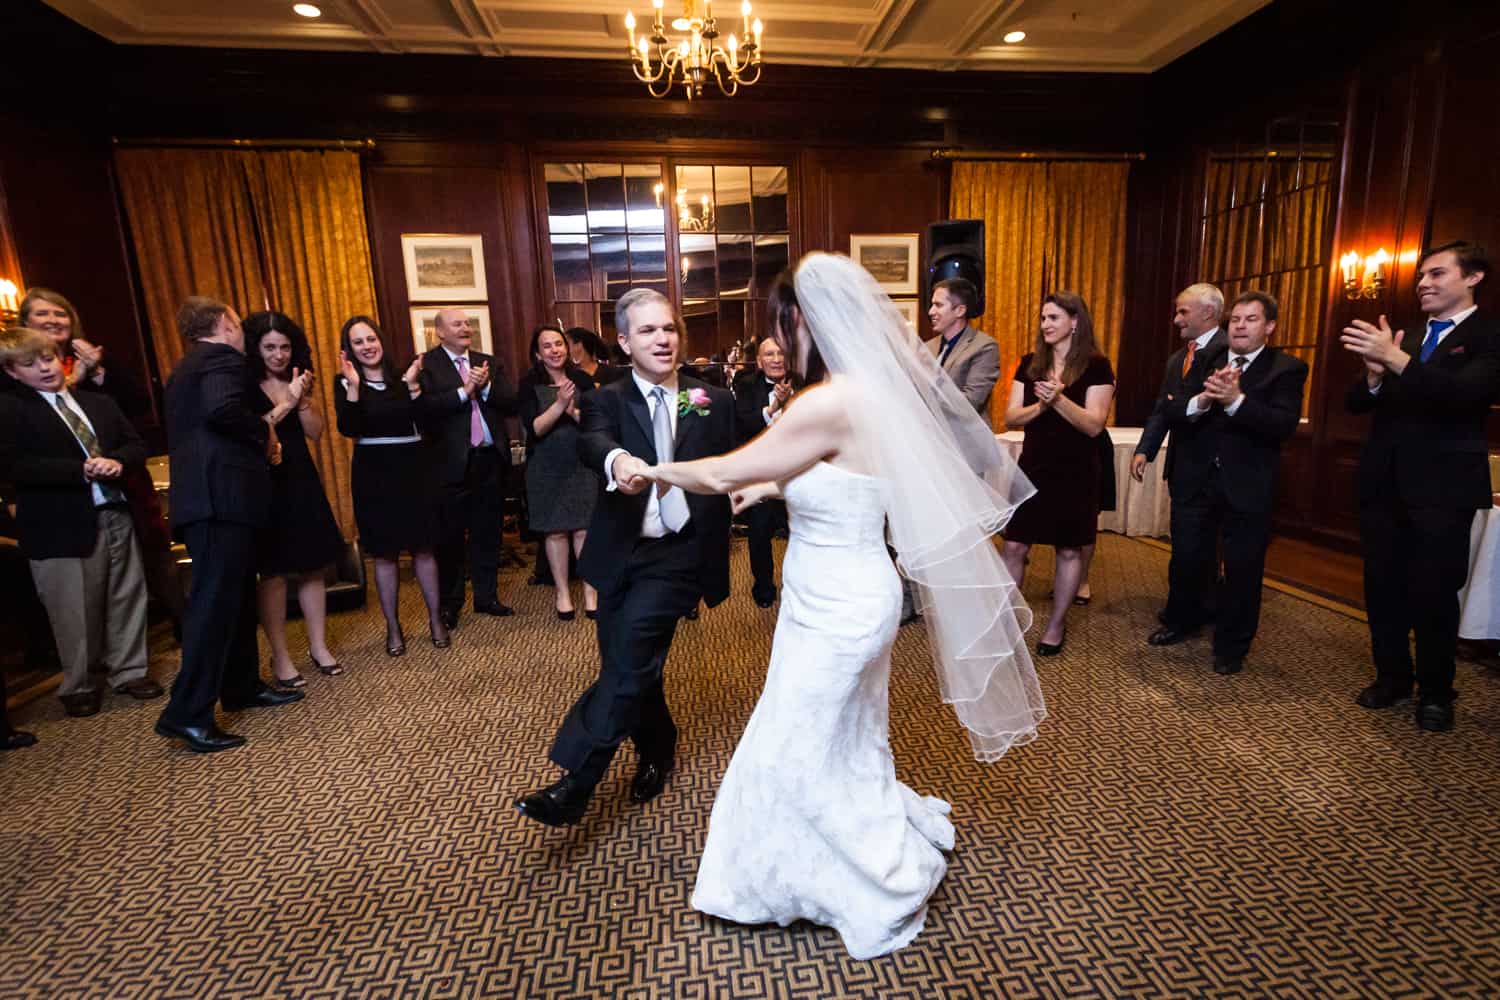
[551,234,591,301]
[680,233,717,299]
[752,235,789,297]
[752,166,789,232]
[624,163,666,233]
[590,233,630,301]
[546,163,587,234]
[718,234,752,299]
[630,234,667,282]
[715,165,752,232]
[554,301,597,333]
[719,300,750,359]
[676,165,715,232]
[682,298,718,357]
[585,163,626,233]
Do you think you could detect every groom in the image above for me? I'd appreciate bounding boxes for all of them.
[516,288,736,827]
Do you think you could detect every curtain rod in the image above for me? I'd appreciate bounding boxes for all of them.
[931,149,1145,162]
[112,137,376,151]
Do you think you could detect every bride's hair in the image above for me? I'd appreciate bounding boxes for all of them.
[766,270,827,383]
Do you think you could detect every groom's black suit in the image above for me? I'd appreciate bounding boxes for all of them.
[550,372,735,789]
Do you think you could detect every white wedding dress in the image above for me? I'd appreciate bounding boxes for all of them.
[691,461,955,960]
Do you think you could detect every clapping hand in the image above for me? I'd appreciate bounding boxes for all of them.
[286,366,315,403]
[72,338,103,373]
[1200,366,1240,404]
[267,426,283,467]
[467,360,492,395]
[1340,315,1406,375]
[556,379,577,407]
[1034,378,1062,407]
[612,453,651,495]
[82,456,123,480]
[770,379,793,410]
[338,350,360,387]
[403,354,424,389]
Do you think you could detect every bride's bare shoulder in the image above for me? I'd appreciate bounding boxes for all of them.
[784,380,851,424]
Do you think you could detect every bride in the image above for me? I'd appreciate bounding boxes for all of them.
[643,252,1045,959]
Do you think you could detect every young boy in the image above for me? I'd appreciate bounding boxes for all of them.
[0,327,160,717]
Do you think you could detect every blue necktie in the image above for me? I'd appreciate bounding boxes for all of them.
[1420,319,1455,362]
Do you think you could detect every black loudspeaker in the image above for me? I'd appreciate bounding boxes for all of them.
[926,219,986,319]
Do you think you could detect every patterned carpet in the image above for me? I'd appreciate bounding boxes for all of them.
[2,534,1498,999]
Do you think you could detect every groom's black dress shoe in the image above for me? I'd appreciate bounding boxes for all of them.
[222,686,304,711]
[630,759,674,804]
[1147,625,1199,647]
[1355,683,1410,710]
[154,719,246,753]
[1415,699,1455,732]
[1212,655,1244,675]
[516,775,592,827]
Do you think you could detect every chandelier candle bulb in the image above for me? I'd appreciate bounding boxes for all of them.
[752,17,762,46]
[742,0,751,36]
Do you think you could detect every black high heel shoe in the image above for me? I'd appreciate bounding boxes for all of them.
[557,609,576,621]
[1036,637,1064,657]
[310,654,344,677]
[429,618,451,649]
[386,629,407,657]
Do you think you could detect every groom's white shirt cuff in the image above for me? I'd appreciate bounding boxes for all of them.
[603,447,627,491]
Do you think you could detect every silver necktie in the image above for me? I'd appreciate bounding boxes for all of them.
[651,386,690,532]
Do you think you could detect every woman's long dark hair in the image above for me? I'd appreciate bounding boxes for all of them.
[566,327,608,365]
[338,315,399,388]
[244,310,314,382]
[527,323,580,383]
[1026,291,1097,386]
[766,270,826,384]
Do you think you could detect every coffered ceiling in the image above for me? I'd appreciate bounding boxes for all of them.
[45,0,1270,73]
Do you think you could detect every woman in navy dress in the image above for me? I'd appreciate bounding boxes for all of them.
[334,316,449,655]
[1002,292,1116,657]
[245,311,346,686]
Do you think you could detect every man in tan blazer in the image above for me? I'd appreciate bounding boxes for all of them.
[924,278,1000,414]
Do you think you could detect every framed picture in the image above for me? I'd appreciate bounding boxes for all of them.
[401,233,488,302]
[849,233,920,295]
[892,298,921,331]
[410,305,493,357]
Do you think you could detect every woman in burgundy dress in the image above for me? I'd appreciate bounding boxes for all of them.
[1002,292,1116,657]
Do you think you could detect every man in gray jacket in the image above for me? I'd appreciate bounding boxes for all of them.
[925,278,1000,414]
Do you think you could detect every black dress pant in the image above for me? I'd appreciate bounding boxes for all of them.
[161,521,262,728]
[550,530,701,789]
[437,446,505,612]
[1360,499,1475,702]
[1164,473,1272,659]
[744,498,786,601]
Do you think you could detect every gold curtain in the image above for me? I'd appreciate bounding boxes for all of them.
[113,149,266,374]
[949,162,1050,430]
[1044,162,1129,374]
[949,160,1130,429]
[247,151,377,536]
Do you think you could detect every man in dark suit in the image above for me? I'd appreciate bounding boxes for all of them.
[419,308,519,631]
[1341,240,1500,732]
[157,297,303,754]
[1133,283,1228,627]
[516,288,736,827]
[733,336,793,607]
[1148,291,1308,673]
[0,328,161,718]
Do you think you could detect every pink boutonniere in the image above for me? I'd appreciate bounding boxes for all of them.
[678,387,712,417]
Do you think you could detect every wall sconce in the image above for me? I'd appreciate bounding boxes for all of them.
[1340,248,1389,300]
[0,279,18,323]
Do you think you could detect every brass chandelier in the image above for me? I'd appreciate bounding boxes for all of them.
[624,0,764,99]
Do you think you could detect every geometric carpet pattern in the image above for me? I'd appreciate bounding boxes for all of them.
[2,534,1498,999]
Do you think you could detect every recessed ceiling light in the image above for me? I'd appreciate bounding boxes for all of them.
[1003,30,1026,44]
[293,3,322,17]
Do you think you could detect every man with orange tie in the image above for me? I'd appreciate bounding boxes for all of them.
[1132,283,1226,638]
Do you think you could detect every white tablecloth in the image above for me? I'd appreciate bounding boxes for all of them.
[1458,506,1500,640]
[997,426,1171,538]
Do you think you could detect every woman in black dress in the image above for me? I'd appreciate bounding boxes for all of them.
[1002,292,1116,656]
[245,311,346,686]
[335,316,449,655]
[519,325,599,619]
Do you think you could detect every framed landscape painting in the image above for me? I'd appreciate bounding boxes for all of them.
[410,305,493,357]
[402,234,488,302]
[892,298,921,331]
[849,233,920,295]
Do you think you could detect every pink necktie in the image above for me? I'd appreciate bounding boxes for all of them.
[455,355,484,447]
